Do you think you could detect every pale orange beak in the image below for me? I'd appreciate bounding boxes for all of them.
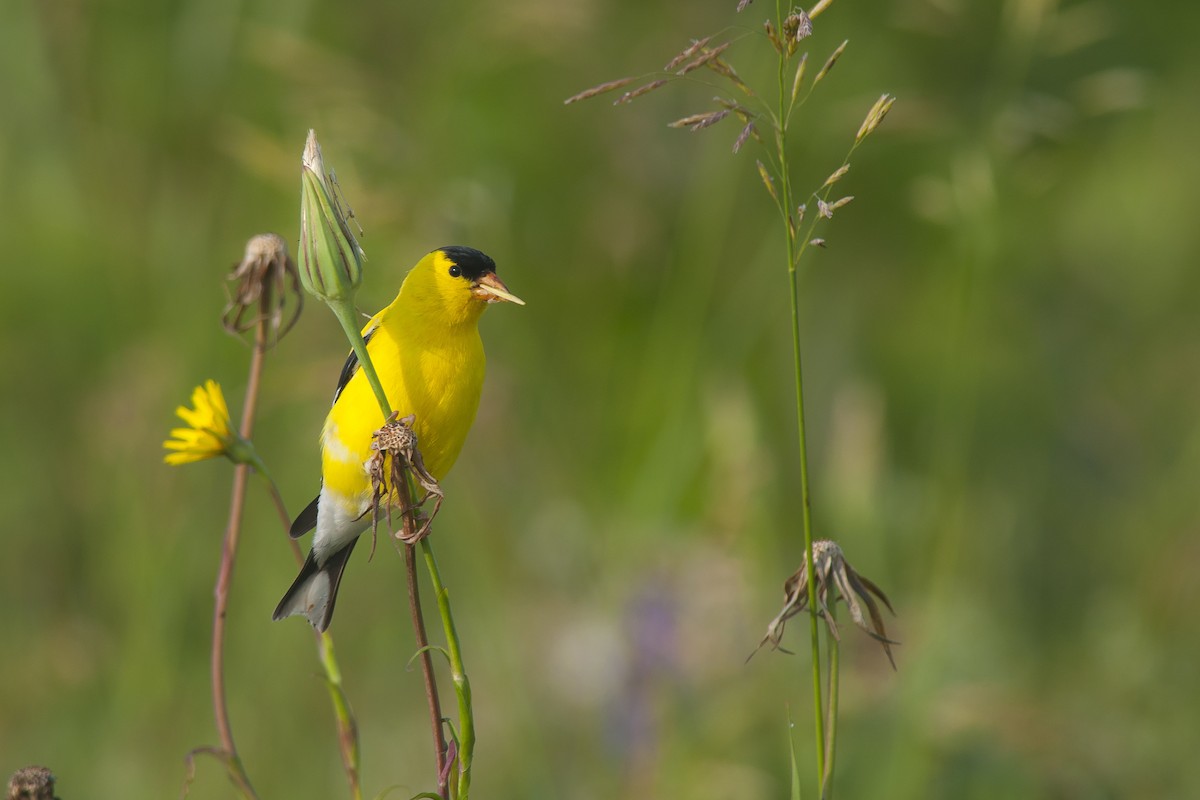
[472,272,525,305]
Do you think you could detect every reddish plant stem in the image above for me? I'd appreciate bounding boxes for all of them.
[405,536,448,799]
[210,313,270,799]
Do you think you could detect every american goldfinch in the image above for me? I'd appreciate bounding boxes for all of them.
[274,246,523,631]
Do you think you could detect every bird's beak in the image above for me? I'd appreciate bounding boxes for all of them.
[472,272,525,305]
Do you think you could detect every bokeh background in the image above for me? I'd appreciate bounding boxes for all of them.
[3,0,1198,797]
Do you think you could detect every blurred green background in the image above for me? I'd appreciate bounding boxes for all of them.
[3,0,1198,797]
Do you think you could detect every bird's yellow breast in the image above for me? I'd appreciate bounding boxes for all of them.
[320,308,486,515]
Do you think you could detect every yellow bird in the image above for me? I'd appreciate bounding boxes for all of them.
[274,246,523,631]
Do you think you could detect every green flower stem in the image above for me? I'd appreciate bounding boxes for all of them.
[327,295,472,799]
[329,301,393,418]
[421,538,474,798]
[774,1,825,787]
[822,612,841,800]
[250,461,363,800]
[319,630,362,800]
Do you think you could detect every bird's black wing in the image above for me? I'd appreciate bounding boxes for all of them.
[296,321,378,539]
[290,495,320,538]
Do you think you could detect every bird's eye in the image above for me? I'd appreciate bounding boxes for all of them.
[448,265,462,278]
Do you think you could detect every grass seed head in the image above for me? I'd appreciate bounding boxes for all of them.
[757,160,778,202]
[676,42,732,76]
[564,77,637,105]
[664,36,714,71]
[614,79,669,105]
[733,121,757,153]
[855,93,896,142]
[814,39,848,85]
[808,0,835,19]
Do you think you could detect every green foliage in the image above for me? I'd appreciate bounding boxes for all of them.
[2,1,1199,798]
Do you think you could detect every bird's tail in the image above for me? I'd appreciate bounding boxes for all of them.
[272,539,358,632]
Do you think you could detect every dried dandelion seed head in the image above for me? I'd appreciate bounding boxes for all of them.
[7,766,58,800]
[755,539,897,668]
[223,233,302,344]
[367,414,444,547]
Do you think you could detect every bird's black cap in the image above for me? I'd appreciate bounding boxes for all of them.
[439,246,496,280]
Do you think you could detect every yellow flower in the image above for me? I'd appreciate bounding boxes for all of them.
[163,380,236,465]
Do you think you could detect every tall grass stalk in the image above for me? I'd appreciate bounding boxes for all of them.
[769,1,826,780]
[567,3,894,794]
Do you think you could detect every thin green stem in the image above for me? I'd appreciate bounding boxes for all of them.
[822,612,841,800]
[421,539,474,798]
[319,631,362,800]
[774,4,825,787]
[329,302,392,417]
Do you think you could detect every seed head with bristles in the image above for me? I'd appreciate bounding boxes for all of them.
[753,539,898,668]
[222,233,302,344]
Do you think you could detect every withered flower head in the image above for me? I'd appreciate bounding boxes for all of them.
[222,233,302,344]
[367,413,444,551]
[756,539,897,668]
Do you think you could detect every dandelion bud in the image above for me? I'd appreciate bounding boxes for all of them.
[299,130,364,305]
